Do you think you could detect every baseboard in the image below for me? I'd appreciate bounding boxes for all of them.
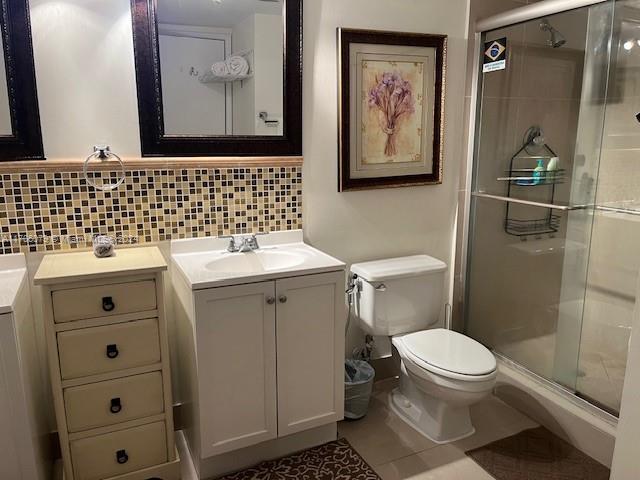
[191,423,338,479]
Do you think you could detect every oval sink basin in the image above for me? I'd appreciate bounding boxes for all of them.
[205,250,306,274]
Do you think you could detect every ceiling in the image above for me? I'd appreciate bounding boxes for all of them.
[158,0,282,29]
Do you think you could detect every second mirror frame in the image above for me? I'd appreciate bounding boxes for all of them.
[0,0,43,161]
[130,0,302,157]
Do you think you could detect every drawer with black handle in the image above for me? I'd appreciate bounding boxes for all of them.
[52,280,157,323]
[70,421,167,480]
[57,318,161,380]
[63,372,164,433]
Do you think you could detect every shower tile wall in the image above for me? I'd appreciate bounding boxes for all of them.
[577,0,640,413]
[0,167,303,254]
[466,10,587,380]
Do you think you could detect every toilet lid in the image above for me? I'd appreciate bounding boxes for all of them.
[399,329,496,376]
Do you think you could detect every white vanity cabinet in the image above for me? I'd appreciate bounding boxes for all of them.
[171,232,346,479]
[193,272,345,458]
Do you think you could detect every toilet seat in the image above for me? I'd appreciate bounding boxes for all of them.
[393,329,496,382]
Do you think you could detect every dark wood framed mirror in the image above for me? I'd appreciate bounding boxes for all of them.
[130,0,302,157]
[0,0,44,160]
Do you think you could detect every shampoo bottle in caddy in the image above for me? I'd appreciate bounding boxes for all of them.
[546,156,560,182]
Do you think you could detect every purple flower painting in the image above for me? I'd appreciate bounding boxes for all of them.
[368,71,415,157]
[338,30,446,191]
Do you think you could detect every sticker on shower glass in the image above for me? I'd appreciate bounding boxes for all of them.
[483,38,507,73]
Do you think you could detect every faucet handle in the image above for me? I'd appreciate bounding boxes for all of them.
[219,235,238,253]
[251,232,269,248]
[244,235,261,251]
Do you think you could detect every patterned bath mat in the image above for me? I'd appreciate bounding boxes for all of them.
[466,426,610,480]
[218,438,380,480]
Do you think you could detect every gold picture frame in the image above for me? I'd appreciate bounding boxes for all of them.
[338,29,447,191]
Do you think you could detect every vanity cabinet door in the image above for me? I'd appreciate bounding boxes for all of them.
[195,281,277,457]
[275,272,345,436]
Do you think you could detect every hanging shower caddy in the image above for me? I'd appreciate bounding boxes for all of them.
[498,126,565,237]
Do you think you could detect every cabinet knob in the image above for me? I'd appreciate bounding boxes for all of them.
[106,344,119,359]
[266,296,276,305]
[102,296,115,312]
[279,295,287,303]
[110,397,122,414]
[116,449,129,464]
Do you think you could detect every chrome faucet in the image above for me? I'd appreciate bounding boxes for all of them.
[220,233,266,253]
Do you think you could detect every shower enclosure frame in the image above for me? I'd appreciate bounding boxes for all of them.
[459,0,617,424]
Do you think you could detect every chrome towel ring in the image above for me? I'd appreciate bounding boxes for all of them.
[83,145,126,191]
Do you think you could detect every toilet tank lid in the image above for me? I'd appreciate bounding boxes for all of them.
[351,255,447,282]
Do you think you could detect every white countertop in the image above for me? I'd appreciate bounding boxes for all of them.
[171,230,345,290]
[34,246,166,285]
[0,253,27,315]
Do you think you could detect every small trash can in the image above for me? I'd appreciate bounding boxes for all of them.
[344,359,375,420]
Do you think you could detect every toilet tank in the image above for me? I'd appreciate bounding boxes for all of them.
[351,255,447,336]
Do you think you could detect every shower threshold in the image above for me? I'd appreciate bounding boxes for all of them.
[493,351,618,427]
[493,352,617,467]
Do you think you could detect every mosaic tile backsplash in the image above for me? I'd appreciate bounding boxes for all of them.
[0,167,302,254]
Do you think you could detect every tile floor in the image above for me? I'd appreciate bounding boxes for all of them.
[339,377,539,479]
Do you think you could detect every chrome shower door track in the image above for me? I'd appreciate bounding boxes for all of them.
[476,0,609,32]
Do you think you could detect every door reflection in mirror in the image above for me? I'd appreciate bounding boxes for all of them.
[157,0,284,137]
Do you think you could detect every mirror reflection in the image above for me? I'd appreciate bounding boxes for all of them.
[157,0,284,137]
[0,35,12,136]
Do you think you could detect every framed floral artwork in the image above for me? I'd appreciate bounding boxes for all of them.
[338,29,447,191]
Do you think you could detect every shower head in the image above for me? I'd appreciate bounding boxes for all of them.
[540,18,567,48]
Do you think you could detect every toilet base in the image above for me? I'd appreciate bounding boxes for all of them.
[389,388,476,444]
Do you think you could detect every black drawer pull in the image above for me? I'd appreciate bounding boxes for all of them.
[106,344,119,359]
[116,449,129,464]
[110,397,122,414]
[102,296,115,312]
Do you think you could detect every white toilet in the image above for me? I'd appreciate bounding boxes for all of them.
[351,255,497,444]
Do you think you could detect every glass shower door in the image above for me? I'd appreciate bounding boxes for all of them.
[465,2,614,397]
[574,0,640,415]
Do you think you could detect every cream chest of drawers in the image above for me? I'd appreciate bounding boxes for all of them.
[34,247,179,480]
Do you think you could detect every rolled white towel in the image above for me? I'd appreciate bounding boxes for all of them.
[226,55,249,76]
[211,60,229,77]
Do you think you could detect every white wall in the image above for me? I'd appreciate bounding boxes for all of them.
[611,275,640,478]
[302,0,469,351]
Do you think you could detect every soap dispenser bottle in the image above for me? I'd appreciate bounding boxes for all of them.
[532,159,546,185]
